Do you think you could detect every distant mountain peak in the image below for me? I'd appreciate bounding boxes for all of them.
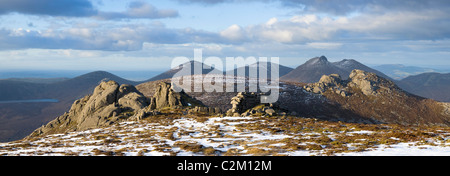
[281,56,393,83]
[340,59,357,63]
[305,56,329,66]
[334,59,360,67]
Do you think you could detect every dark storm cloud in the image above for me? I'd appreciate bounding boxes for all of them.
[0,0,97,17]
[0,0,179,20]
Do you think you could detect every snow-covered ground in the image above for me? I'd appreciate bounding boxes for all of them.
[340,143,450,156]
[1,116,449,156]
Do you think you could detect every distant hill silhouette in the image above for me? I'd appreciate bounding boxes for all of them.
[398,72,450,102]
[373,64,439,80]
[333,59,392,80]
[144,61,221,82]
[226,62,293,78]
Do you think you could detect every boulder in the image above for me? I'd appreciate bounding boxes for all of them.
[227,92,261,116]
[441,102,450,116]
[188,106,222,115]
[265,108,276,116]
[118,92,148,111]
[319,74,343,87]
[304,73,349,96]
[148,82,207,110]
[151,82,186,109]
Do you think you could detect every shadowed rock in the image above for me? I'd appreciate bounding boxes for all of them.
[150,82,187,109]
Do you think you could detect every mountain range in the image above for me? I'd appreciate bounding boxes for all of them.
[373,64,443,80]
[143,61,222,82]
[280,56,391,83]
[226,62,294,78]
[398,72,450,102]
[0,56,449,142]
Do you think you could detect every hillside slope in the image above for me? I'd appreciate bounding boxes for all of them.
[398,73,450,102]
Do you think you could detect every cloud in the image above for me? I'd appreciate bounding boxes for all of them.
[306,42,343,49]
[1,0,450,52]
[0,0,97,17]
[220,24,247,42]
[96,1,179,20]
[0,23,224,51]
[174,0,450,16]
[280,0,450,15]
[174,0,233,5]
[0,0,179,20]
[2,8,450,52]
[241,8,450,44]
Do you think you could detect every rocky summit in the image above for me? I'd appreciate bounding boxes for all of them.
[303,69,450,126]
[304,69,399,97]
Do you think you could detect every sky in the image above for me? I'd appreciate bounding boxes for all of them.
[0,0,450,72]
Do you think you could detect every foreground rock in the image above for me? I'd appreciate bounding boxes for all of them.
[28,81,149,138]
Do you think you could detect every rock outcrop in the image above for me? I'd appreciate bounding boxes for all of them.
[441,102,450,116]
[135,82,218,119]
[28,81,225,137]
[304,74,349,97]
[226,92,261,116]
[225,92,286,117]
[28,81,149,138]
[188,106,222,115]
[348,69,398,96]
[149,82,187,109]
[304,69,399,97]
[302,69,450,126]
[147,82,206,110]
[240,104,285,117]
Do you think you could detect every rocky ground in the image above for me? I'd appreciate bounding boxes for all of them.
[1,113,449,156]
